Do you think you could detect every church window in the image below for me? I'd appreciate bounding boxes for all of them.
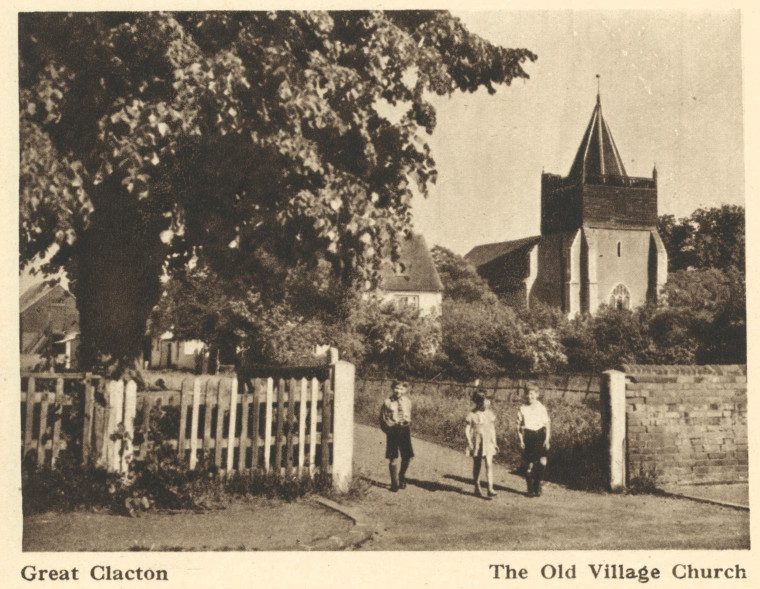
[617,241,622,257]
[609,284,630,310]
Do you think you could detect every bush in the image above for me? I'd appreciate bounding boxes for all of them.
[627,464,663,495]
[22,450,124,516]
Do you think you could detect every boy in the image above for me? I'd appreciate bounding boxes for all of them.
[517,387,551,497]
[379,380,414,492]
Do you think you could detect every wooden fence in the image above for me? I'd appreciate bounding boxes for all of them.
[20,361,355,491]
[21,372,101,469]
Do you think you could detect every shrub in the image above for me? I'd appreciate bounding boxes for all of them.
[22,450,124,516]
[627,463,663,495]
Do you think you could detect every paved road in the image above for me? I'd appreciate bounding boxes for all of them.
[349,424,749,550]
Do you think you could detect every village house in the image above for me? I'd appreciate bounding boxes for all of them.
[378,233,444,317]
[466,93,667,314]
[20,283,80,371]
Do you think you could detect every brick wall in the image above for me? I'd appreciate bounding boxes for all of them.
[621,364,747,485]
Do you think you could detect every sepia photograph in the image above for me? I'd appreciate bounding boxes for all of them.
[8,4,753,586]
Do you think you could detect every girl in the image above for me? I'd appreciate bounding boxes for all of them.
[517,387,551,497]
[465,390,498,499]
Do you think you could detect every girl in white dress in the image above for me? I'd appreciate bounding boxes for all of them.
[465,390,498,499]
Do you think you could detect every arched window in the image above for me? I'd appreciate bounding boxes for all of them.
[609,283,631,310]
[617,241,622,257]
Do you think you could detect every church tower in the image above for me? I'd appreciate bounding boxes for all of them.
[531,91,668,314]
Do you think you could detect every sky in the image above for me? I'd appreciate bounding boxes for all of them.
[411,10,745,255]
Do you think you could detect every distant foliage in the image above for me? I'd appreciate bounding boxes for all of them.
[430,245,498,304]
[659,205,744,273]
[441,300,567,379]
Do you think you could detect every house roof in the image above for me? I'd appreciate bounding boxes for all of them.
[380,233,444,293]
[464,235,541,269]
[568,93,628,180]
[20,282,56,313]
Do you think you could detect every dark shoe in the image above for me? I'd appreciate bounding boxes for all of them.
[487,489,497,498]
[399,480,407,490]
[475,485,484,497]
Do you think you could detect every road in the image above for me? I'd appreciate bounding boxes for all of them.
[349,424,749,550]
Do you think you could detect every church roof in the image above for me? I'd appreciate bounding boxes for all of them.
[568,93,627,180]
[464,235,541,268]
[380,233,444,293]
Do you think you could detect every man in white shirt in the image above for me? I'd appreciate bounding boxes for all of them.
[517,387,551,497]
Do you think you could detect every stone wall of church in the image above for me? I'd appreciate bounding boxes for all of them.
[582,184,658,228]
[530,232,567,310]
[541,177,582,234]
[585,228,653,311]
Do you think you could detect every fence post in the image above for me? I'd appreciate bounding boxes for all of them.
[190,378,201,470]
[50,377,64,467]
[602,370,627,491]
[331,360,355,492]
[82,373,94,465]
[122,379,137,473]
[101,379,124,472]
[226,376,238,474]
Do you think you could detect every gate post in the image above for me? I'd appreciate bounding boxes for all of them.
[331,360,355,492]
[101,379,136,474]
[601,370,627,491]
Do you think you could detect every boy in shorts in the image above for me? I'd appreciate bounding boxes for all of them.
[517,387,551,497]
[379,380,414,492]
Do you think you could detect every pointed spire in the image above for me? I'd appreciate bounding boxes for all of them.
[596,74,601,104]
[568,86,627,181]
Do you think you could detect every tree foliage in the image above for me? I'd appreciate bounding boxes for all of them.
[19,11,536,372]
[430,245,498,304]
[658,205,744,273]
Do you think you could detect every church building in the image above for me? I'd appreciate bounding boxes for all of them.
[465,92,667,315]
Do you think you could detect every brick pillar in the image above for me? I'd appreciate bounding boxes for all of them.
[602,370,627,491]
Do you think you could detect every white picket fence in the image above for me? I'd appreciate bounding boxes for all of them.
[21,361,355,491]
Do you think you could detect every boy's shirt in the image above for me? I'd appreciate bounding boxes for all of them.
[518,401,550,431]
[380,395,412,430]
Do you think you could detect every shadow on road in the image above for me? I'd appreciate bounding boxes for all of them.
[361,475,472,496]
[443,474,526,497]
[404,477,471,495]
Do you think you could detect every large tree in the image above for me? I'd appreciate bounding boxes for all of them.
[19,11,536,373]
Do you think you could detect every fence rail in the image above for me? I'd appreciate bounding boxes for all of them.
[20,362,355,490]
[358,373,601,404]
